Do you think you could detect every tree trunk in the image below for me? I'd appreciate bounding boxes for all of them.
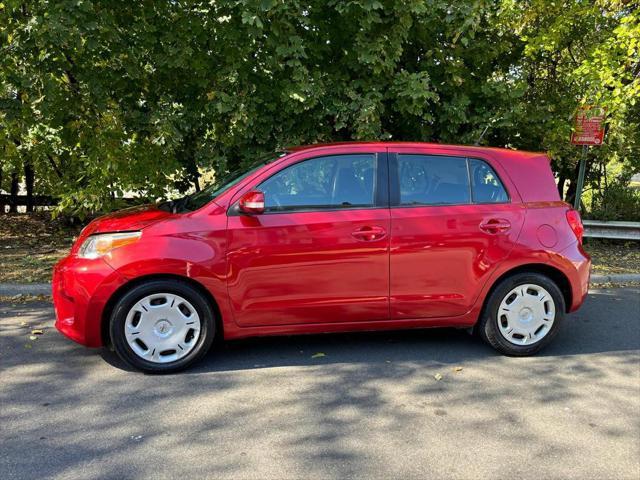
[190,163,201,192]
[178,131,201,192]
[0,168,4,214]
[226,148,242,172]
[592,159,603,212]
[24,160,34,213]
[187,140,201,192]
[564,161,582,205]
[557,172,566,198]
[603,162,609,213]
[9,171,19,213]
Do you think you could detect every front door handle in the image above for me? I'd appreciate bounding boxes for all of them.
[352,225,387,241]
[480,218,511,234]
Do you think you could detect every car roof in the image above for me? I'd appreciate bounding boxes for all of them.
[285,141,545,159]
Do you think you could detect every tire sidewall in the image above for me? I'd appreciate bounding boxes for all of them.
[480,273,565,356]
[110,280,216,373]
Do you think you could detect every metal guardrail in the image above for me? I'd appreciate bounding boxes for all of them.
[583,220,640,241]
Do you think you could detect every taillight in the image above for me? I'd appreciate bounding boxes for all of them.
[566,209,584,244]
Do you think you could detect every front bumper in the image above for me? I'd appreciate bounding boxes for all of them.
[52,255,127,347]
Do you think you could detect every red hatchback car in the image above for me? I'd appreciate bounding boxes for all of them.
[53,142,591,373]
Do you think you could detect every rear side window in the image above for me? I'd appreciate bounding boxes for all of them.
[469,159,509,203]
[259,154,376,211]
[397,155,470,205]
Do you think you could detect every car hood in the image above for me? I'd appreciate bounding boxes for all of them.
[83,204,174,236]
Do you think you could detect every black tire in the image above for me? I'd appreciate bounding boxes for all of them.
[109,279,216,373]
[477,272,565,356]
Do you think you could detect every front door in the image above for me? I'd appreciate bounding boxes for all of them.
[389,150,524,319]
[226,152,390,327]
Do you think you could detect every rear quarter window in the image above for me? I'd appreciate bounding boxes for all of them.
[469,159,509,203]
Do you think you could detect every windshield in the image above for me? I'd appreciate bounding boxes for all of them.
[166,151,285,212]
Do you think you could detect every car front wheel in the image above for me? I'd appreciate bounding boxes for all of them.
[109,280,216,373]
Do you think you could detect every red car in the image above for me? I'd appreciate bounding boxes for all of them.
[53,142,591,373]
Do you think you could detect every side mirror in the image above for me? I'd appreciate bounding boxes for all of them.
[238,190,265,215]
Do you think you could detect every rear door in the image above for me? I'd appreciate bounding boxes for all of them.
[389,148,525,319]
[226,148,391,327]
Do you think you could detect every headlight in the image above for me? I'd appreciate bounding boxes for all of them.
[78,231,142,259]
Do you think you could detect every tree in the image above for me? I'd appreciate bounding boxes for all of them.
[1,0,638,217]
[494,0,639,203]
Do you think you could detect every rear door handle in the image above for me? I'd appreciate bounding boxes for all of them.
[480,219,511,234]
[352,225,387,241]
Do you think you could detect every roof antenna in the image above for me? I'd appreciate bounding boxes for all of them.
[475,124,490,146]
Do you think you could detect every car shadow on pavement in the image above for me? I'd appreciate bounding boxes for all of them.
[199,287,639,374]
[95,287,640,375]
[98,326,492,374]
[2,287,638,376]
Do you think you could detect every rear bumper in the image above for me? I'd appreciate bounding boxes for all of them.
[559,241,591,312]
[53,255,127,347]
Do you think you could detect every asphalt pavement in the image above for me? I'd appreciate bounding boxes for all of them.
[1,288,639,480]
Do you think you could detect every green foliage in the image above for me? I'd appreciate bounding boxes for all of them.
[589,181,640,222]
[495,0,639,195]
[0,0,638,216]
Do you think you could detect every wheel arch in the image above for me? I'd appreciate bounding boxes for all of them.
[481,263,573,316]
[100,273,224,347]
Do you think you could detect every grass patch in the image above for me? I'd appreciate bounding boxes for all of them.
[583,238,640,275]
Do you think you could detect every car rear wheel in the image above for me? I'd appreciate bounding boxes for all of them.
[109,280,216,373]
[478,272,565,356]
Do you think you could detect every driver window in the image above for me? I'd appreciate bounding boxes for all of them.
[259,154,377,211]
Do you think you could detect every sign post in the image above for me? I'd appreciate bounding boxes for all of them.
[570,106,606,210]
[574,145,588,210]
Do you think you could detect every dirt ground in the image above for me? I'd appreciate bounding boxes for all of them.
[0,213,83,283]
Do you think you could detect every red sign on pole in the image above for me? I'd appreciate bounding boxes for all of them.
[571,105,606,145]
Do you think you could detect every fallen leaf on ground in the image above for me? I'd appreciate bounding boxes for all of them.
[311,352,326,359]
[434,373,443,381]
[20,321,28,326]
[29,335,38,341]
[31,329,44,335]
[453,366,463,372]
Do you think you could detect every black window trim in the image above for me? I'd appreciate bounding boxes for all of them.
[388,152,511,208]
[229,152,389,216]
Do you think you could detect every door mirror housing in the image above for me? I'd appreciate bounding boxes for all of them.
[238,190,265,215]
